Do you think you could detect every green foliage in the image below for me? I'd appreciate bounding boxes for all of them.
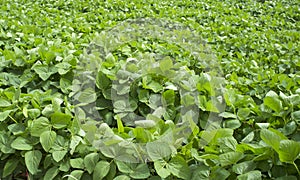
[0,0,300,179]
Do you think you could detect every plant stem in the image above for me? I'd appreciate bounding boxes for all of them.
[293,162,300,177]
[9,115,18,123]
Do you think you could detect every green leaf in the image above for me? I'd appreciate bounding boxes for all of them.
[223,119,241,129]
[3,159,19,178]
[232,161,256,175]
[260,129,286,151]
[115,160,132,174]
[52,150,68,162]
[129,163,150,179]
[291,111,300,123]
[43,166,59,180]
[218,136,238,152]
[77,88,97,104]
[40,130,56,152]
[0,110,12,121]
[263,91,282,113]
[59,159,70,172]
[93,161,110,180]
[190,165,210,180]
[237,108,251,120]
[282,121,297,136]
[219,112,237,119]
[25,150,42,175]
[237,170,261,180]
[32,62,57,81]
[167,155,190,179]
[30,117,51,137]
[7,123,25,135]
[159,57,173,72]
[106,162,117,180]
[70,158,84,169]
[113,175,130,180]
[116,115,124,133]
[0,98,11,107]
[154,160,171,178]
[11,136,33,150]
[219,152,243,167]
[84,153,99,174]
[146,142,173,161]
[278,140,300,163]
[67,170,84,180]
[96,71,111,90]
[210,167,230,180]
[51,112,72,129]
[70,135,82,155]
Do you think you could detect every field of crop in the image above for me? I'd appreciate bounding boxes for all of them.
[0,0,300,179]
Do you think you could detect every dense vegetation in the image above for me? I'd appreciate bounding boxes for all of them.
[0,0,299,179]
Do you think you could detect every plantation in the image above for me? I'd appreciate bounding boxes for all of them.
[0,0,300,179]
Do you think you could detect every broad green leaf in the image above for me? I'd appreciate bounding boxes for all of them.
[0,110,12,121]
[237,170,261,180]
[3,159,19,178]
[260,129,286,151]
[106,162,117,180]
[25,150,42,175]
[43,166,59,180]
[55,62,71,75]
[159,57,173,72]
[278,140,300,163]
[77,88,97,104]
[52,150,68,162]
[146,142,173,161]
[115,160,132,174]
[93,161,110,180]
[96,71,111,90]
[241,131,255,143]
[7,123,25,135]
[143,78,163,93]
[134,120,156,128]
[11,136,32,150]
[113,175,130,180]
[70,135,82,155]
[237,108,251,120]
[0,98,11,107]
[30,117,51,137]
[59,160,70,172]
[219,112,237,119]
[70,158,84,169]
[51,112,72,129]
[84,153,99,174]
[223,119,241,129]
[162,89,175,106]
[154,160,170,178]
[232,161,256,175]
[218,136,238,152]
[263,91,282,113]
[291,111,300,123]
[219,152,243,167]
[130,163,151,179]
[40,130,56,152]
[167,155,190,179]
[282,121,297,136]
[67,170,84,180]
[210,167,230,180]
[32,63,57,81]
[190,165,210,180]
